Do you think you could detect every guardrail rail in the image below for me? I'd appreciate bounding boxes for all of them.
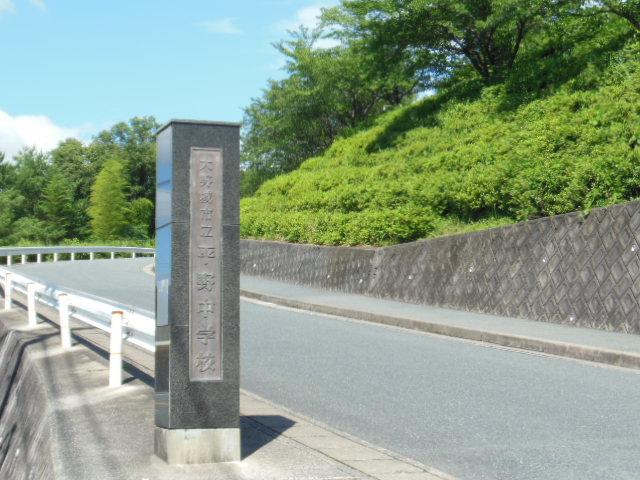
[0,246,155,265]
[0,246,156,387]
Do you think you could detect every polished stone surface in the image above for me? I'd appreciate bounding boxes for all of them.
[155,121,240,432]
[157,120,240,226]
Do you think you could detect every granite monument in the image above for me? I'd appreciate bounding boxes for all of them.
[154,120,241,464]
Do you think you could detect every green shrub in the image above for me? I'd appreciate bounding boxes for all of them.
[241,41,640,246]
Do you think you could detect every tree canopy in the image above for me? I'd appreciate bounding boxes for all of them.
[325,0,565,83]
[0,116,158,246]
[241,27,417,195]
[2,1,639,247]
[581,1,640,30]
[240,0,640,246]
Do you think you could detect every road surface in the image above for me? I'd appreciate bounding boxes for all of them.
[9,259,640,480]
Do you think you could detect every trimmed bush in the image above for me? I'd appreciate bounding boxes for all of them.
[241,41,640,246]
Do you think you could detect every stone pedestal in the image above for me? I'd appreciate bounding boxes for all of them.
[154,120,241,464]
[154,427,241,464]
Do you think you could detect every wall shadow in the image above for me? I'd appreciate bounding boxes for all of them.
[241,415,296,459]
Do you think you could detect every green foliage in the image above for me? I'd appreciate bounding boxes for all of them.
[59,237,155,248]
[11,148,51,217]
[241,27,417,195]
[0,152,16,191]
[92,117,159,201]
[126,197,155,239]
[89,159,130,240]
[40,172,76,242]
[51,139,93,198]
[327,0,558,83]
[0,190,24,244]
[4,217,53,245]
[0,117,158,246]
[241,38,640,246]
[576,1,640,31]
[3,2,640,250]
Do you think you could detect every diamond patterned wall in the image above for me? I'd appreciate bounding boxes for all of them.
[241,201,640,333]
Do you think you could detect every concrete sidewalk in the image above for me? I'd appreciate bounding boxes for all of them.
[241,276,640,370]
[0,305,451,480]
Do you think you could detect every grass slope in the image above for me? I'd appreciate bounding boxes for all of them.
[241,39,640,246]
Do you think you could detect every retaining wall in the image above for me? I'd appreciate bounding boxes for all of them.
[241,200,640,334]
[0,316,53,480]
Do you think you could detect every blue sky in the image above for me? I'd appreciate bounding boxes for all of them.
[0,0,338,159]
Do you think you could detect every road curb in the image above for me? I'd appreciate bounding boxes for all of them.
[240,289,640,370]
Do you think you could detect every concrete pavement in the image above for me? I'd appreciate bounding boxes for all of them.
[240,275,640,369]
[13,259,640,369]
[0,309,447,480]
[6,259,640,479]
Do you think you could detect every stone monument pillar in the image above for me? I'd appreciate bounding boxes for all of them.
[154,120,241,464]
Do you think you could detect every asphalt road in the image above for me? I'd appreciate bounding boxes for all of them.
[9,259,640,480]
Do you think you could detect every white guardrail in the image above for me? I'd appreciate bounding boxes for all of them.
[0,246,155,387]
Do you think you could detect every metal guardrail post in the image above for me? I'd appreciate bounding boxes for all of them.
[90,252,95,261]
[109,310,124,387]
[7,256,11,266]
[132,252,136,259]
[21,255,26,265]
[70,252,75,261]
[110,252,115,260]
[53,253,59,262]
[58,293,71,349]
[27,283,37,327]
[37,253,42,263]
[3,273,11,310]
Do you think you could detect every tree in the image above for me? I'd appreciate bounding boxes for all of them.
[0,148,54,245]
[12,147,51,217]
[0,190,24,245]
[50,139,94,238]
[6,217,54,245]
[242,27,416,195]
[0,117,158,245]
[126,197,154,239]
[51,139,93,198]
[47,117,159,242]
[92,116,159,201]
[40,172,76,242]
[327,0,560,83]
[603,1,640,30]
[88,159,130,240]
[0,152,17,192]
[575,1,640,30]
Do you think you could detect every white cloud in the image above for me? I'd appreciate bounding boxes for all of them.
[199,18,242,35]
[314,37,340,49]
[0,110,87,162]
[0,0,16,16]
[276,3,341,48]
[277,3,335,31]
[28,0,46,11]
[0,0,46,16]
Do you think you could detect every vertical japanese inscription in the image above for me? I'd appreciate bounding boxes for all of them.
[190,148,223,381]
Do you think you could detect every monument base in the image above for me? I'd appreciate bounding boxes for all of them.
[154,427,241,464]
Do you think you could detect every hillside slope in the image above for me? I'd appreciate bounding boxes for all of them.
[241,40,640,246]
